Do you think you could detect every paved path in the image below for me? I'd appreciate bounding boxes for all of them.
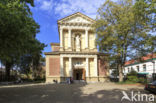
[0,82,47,88]
[0,83,155,103]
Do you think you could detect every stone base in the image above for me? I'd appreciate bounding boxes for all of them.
[67,47,72,51]
[76,48,80,52]
[59,47,64,51]
[46,77,71,83]
[46,76,109,83]
[46,77,61,83]
[92,48,98,52]
[98,77,109,82]
[84,48,89,51]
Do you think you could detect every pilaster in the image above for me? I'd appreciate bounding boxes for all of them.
[85,28,89,49]
[60,28,64,51]
[69,57,73,77]
[94,56,98,76]
[86,57,89,77]
[60,56,64,77]
[68,28,72,51]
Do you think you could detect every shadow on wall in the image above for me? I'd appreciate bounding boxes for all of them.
[0,83,154,103]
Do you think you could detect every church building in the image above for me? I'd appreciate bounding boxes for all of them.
[44,12,109,83]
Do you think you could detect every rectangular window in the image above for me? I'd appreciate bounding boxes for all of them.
[128,68,130,72]
[136,66,139,72]
[143,65,146,71]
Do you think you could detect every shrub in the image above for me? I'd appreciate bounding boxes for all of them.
[127,76,139,83]
[138,78,147,84]
[127,70,137,76]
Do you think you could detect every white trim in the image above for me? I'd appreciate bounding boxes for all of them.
[94,56,98,76]
[86,57,89,77]
[69,57,73,77]
[60,57,64,77]
[60,28,63,48]
[60,25,92,30]
[60,54,97,58]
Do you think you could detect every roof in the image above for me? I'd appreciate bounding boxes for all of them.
[57,12,96,40]
[57,12,95,23]
[125,53,156,66]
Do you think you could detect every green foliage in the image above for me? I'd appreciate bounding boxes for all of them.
[126,70,139,83]
[138,77,147,84]
[95,0,156,82]
[0,0,46,80]
[127,76,139,83]
[127,70,138,76]
[126,71,147,83]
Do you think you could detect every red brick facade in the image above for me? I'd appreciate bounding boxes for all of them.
[98,59,107,76]
[52,46,60,52]
[51,43,60,52]
[49,57,60,76]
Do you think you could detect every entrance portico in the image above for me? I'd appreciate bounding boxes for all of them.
[60,54,98,80]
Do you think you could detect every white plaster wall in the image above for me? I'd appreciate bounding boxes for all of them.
[124,60,156,75]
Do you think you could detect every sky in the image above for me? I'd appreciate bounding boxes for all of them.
[30,0,108,56]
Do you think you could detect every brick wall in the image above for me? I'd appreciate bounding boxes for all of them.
[52,46,60,52]
[49,57,60,76]
[98,59,107,76]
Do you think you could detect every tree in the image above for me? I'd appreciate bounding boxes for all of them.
[133,0,156,55]
[95,0,155,82]
[0,0,45,81]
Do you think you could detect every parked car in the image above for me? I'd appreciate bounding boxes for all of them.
[145,80,156,94]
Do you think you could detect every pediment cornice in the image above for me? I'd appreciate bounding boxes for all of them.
[57,12,95,25]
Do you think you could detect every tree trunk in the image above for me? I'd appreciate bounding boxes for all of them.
[5,61,12,81]
[119,65,123,82]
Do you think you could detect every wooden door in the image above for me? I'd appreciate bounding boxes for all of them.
[83,69,86,80]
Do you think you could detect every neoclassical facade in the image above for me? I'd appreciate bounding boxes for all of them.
[45,12,109,83]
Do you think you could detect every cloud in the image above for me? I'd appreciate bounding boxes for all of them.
[38,0,53,11]
[35,0,108,19]
[53,0,105,18]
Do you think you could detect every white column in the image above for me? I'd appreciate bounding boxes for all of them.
[86,57,89,77]
[85,29,88,49]
[69,57,73,77]
[94,56,98,76]
[60,28,63,49]
[68,28,71,48]
[60,56,64,77]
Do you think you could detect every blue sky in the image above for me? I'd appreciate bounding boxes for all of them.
[30,0,107,56]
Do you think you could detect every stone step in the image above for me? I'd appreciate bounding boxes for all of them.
[73,80,86,83]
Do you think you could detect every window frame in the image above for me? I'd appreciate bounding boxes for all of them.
[143,64,146,72]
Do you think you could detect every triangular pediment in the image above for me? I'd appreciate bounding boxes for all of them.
[58,12,95,24]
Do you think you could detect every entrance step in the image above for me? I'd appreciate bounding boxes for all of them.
[73,80,86,84]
